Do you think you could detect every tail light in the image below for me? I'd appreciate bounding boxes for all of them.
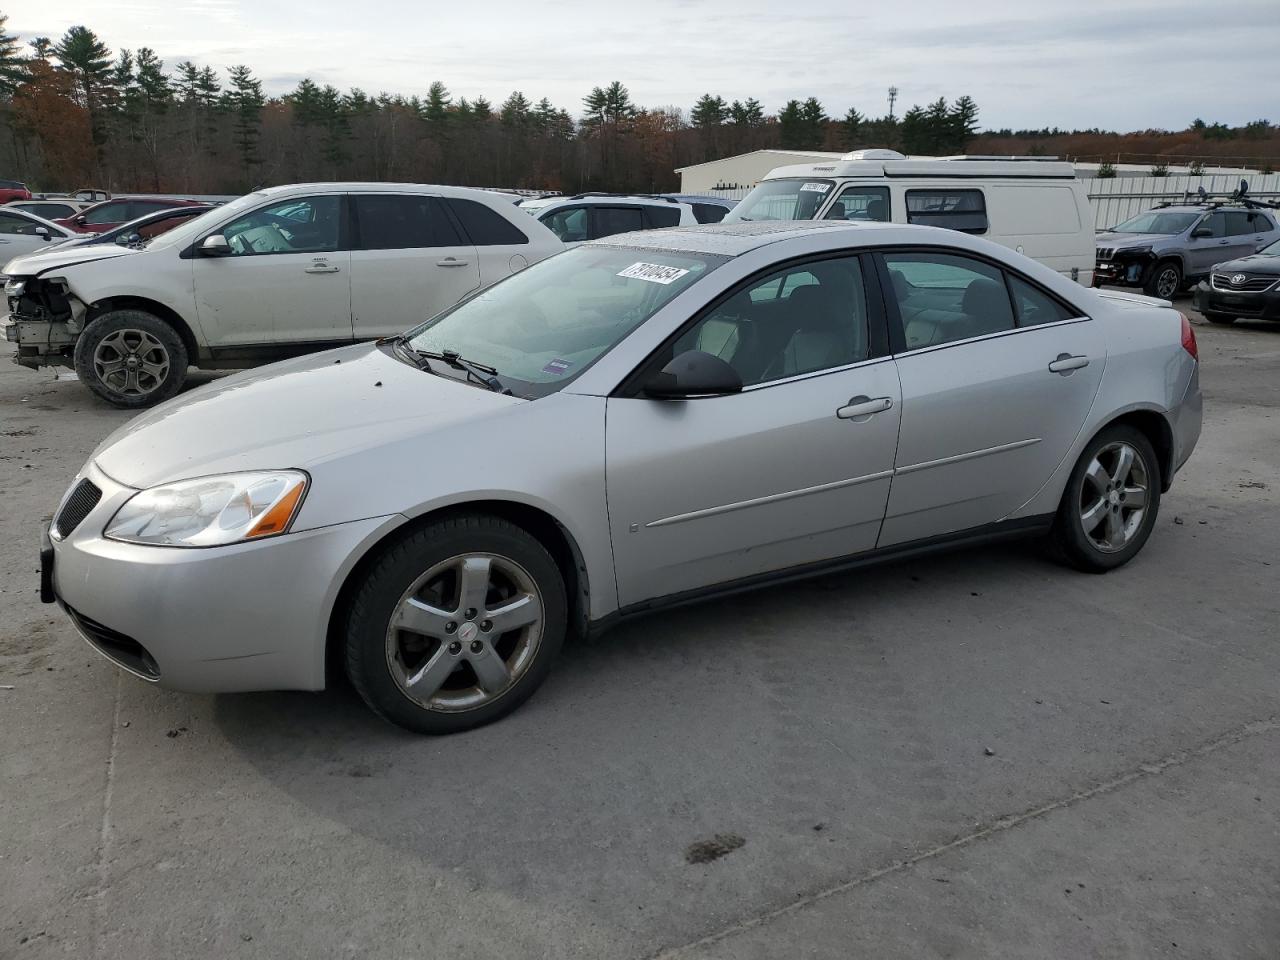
[1180,313,1198,360]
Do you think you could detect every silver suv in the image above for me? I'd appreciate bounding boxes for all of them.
[1094,202,1280,299]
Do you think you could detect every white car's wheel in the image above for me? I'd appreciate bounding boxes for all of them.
[73,310,188,409]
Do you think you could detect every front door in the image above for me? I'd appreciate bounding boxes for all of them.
[349,193,479,339]
[192,194,352,346]
[606,253,901,607]
[1186,211,1233,275]
[877,250,1106,546]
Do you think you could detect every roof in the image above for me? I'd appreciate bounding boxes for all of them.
[533,195,689,212]
[256,182,525,202]
[763,158,1078,181]
[675,149,843,173]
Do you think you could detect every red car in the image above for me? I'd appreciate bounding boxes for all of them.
[0,178,33,204]
[56,196,206,234]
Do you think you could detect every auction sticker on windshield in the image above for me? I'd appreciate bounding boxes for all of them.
[617,262,691,285]
[800,182,831,193]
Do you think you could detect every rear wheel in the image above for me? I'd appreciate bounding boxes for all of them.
[1051,425,1162,573]
[74,309,188,408]
[1143,261,1182,300]
[1205,312,1236,325]
[344,514,567,734]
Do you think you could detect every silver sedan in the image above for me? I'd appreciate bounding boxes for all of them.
[43,221,1202,733]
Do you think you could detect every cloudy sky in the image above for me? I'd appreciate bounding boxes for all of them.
[8,0,1278,131]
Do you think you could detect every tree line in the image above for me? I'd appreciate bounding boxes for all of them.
[0,16,985,195]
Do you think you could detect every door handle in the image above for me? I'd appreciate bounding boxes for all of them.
[836,395,893,420]
[305,262,340,274]
[1048,353,1090,374]
[437,257,470,267]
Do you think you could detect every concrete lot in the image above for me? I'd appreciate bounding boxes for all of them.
[2,305,1277,959]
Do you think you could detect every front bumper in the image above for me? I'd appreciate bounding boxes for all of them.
[1093,249,1156,288]
[1193,280,1280,321]
[46,461,401,693]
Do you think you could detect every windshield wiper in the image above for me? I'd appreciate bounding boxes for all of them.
[395,340,510,394]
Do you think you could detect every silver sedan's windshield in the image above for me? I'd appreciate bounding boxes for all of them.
[405,245,724,397]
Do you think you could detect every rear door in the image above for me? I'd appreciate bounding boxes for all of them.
[349,193,479,340]
[192,193,352,346]
[878,249,1105,546]
[442,196,535,288]
[1226,211,1274,258]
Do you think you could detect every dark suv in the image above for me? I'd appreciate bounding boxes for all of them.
[1094,203,1280,299]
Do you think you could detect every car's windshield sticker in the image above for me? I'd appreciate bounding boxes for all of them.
[541,357,573,376]
[617,262,690,285]
[800,182,831,193]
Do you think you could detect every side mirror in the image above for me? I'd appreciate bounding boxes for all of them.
[1191,227,1213,238]
[200,234,231,256]
[73,214,87,225]
[34,226,50,240]
[644,350,743,399]
[115,232,140,246]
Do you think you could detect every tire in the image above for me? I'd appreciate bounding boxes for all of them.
[1050,425,1162,573]
[1142,260,1182,300]
[74,310,189,409]
[1205,312,1236,325]
[344,514,567,734]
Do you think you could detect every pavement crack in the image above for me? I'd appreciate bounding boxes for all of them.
[91,671,123,959]
[645,715,1280,959]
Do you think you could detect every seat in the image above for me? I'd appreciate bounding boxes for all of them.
[959,277,1014,338]
[765,270,861,379]
[866,197,888,222]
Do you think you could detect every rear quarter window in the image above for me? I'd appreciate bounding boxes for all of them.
[445,198,529,245]
[644,206,681,228]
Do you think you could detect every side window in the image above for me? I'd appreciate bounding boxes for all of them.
[83,202,130,225]
[883,252,1014,350]
[1226,211,1265,236]
[904,189,988,234]
[1196,213,1226,238]
[354,194,459,249]
[825,186,890,222]
[541,206,588,242]
[644,205,681,228]
[445,197,529,245]
[671,256,870,387]
[692,202,728,224]
[1007,275,1074,327]
[221,195,341,256]
[137,215,190,240]
[590,206,645,239]
[0,212,37,235]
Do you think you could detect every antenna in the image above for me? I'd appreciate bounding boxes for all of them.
[887,86,899,122]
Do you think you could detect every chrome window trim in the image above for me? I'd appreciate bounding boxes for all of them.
[891,315,1092,360]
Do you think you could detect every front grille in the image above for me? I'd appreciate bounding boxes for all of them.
[1211,273,1276,293]
[1096,247,1115,261]
[54,478,101,538]
[66,605,160,680]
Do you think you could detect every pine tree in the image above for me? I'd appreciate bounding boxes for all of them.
[0,14,28,97]
[53,25,116,168]
[500,90,531,129]
[226,64,265,184]
[690,94,727,128]
[841,107,864,149]
[949,95,979,151]
[778,99,803,147]
[729,98,764,127]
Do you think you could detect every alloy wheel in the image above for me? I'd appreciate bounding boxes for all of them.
[1155,267,1179,299]
[385,553,544,712]
[92,329,170,397]
[1078,441,1150,553]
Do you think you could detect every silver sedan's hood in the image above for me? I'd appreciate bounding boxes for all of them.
[92,343,522,488]
[4,243,138,277]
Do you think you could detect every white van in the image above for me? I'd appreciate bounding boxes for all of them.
[724,151,1095,285]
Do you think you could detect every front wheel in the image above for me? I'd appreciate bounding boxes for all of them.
[1143,261,1182,300]
[344,514,567,734]
[74,310,189,408]
[1050,426,1162,573]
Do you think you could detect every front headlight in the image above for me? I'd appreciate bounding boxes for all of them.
[104,471,309,547]
[5,278,25,297]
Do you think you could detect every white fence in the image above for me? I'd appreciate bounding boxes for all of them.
[1086,174,1280,229]
[705,174,1280,230]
